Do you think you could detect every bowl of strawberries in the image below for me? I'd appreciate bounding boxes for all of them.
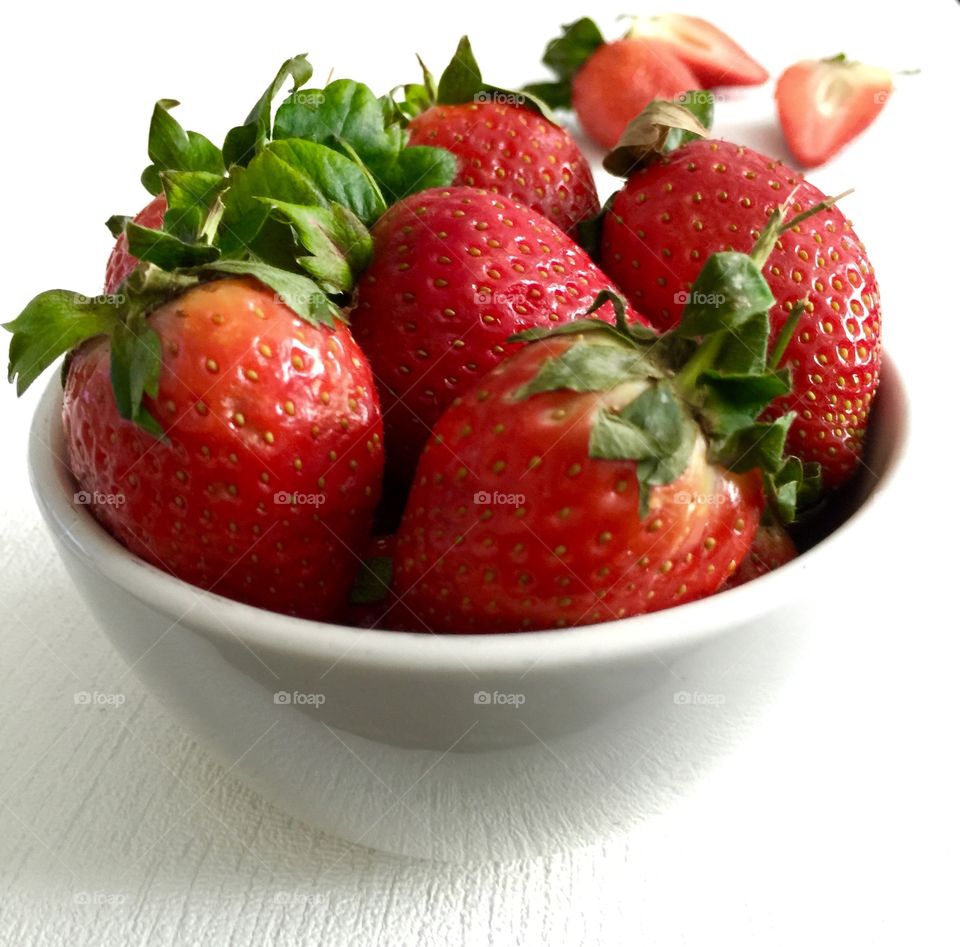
[11,36,907,860]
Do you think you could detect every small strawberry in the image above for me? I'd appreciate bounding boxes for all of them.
[726,522,797,587]
[623,14,768,88]
[400,37,600,235]
[599,103,881,489]
[525,17,700,150]
[350,185,648,481]
[776,55,893,168]
[394,205,821,632]
[104,194,167,294]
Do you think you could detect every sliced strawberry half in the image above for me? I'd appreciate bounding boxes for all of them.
[776,55,892,168]
[626,14,768,87]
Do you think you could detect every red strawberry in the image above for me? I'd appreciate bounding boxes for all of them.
[574,40,697,150]
[350,185,647,481]
[600,123,881,489]
[340,534,423,630]
[776,55,892,168]
[526,18,699,150]
[726,523,797,587]
[395,208,819,632]
[14,277,384,619]
[104,194,167,294]
[624,14,768,88]
[404,37,600,235]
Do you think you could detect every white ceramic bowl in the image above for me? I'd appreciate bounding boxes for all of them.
[27,359,908,861]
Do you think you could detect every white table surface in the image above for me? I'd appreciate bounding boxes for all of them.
[2,1,958,944]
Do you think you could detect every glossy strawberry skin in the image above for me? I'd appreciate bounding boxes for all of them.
[394,337,763,633]
[351,185,647,479]
[104,194,167,294]
[572,39,699,150]
[600,140,881,488]
[407,101,600,235]
[64,277,384,619]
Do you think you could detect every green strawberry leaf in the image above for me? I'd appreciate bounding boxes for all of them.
[590,384,697,515]
[714,414,793,474]
[272,78,457,204]
[201,259,342,328]
[515,340,660,399]
[110,314,164,437]
[523,17,605,108]
[256,199,373,291]
[4,291,120,395]
[676,252,776,337]
[219,138,385,258]
[159,170,225,243]
[222,54,313,168]
[765,456,822,521]
[141,99,224,195]
[349,555,393,605]
[664,91,714,152]
[125,222,220,270]
[698,369,792,439]
[603,99,711,177]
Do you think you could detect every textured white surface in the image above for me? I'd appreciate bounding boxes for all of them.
[1,1,959,943]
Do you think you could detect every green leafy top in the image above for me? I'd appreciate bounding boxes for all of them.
[393,35,558,124]
[5,54,457,436]
[603,94,714,177]
[522,17,605,109]
[509,194,849,523]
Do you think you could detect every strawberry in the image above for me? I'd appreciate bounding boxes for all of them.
[776,55,893,168]
[525,18,700,150]
[6,56,464,618]
[104,194,167,295]
[400,37,600,235]
[726,522,797,587]
[350,185,647,482]
[623,14,768,88]
[57,277,383,619]
[598,103,881,489]
[393,205,821,632]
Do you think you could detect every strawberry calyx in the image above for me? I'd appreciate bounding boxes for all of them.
[522,17,606,109]
[578,93,713,255]
[391,35,558,124]
[511,195,841,522]
[6,55,462,434]
[603,95,713,177]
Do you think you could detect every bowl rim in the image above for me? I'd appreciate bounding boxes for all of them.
[27,356,908,673]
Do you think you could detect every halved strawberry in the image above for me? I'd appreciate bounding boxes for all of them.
[624,14,768,88]
[776,55,892,168]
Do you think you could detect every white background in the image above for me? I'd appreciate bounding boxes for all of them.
[2,1,959,944]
